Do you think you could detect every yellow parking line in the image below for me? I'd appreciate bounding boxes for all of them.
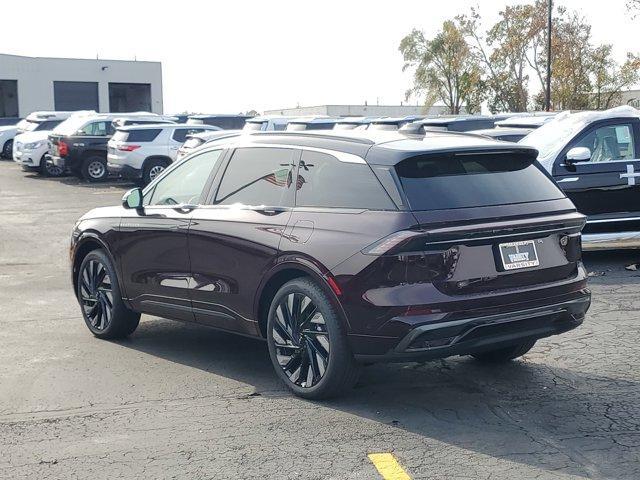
[368,453,411,480]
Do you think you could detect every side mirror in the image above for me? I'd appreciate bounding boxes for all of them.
[565,147,591,164]
[122,187,143,210]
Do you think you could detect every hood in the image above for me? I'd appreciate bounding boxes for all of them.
[14,130,50,143]
[0,125,18,135]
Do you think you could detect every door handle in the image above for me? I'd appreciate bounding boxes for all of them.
[254,206,288,215]
[173,204,198,213]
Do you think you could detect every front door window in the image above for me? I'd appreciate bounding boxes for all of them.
[572,124,635,163]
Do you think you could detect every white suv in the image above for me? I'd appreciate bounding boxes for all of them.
[107,124,220,185]
[12,111,92,176]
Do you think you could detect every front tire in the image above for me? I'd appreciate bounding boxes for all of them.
[39,155,64,177]
[77,249,140,339]
[81,156,108,182]
[266,278,360,400]
[1,139,13,159]
[471,340,536,363]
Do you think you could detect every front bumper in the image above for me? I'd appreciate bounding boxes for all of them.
[352,290,590,362]
[107,162,142,180]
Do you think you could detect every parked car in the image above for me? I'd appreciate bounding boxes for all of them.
[0,111,80,159]
[470,127,533,143]
[187,114,251,129]
[12,111,82,176]
[176,130,243,160]
[107,124,221,185]
[70,130,590,399]
[492,114,553,129]
[48,113,173,182]
[285,117,339,131]
[332,117,377,130]
[367,115,425,131]
[242,116,295,131]
[400,115,496,135]
[520,105,640,250]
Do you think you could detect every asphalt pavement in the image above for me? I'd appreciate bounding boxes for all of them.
[0,160,638,479]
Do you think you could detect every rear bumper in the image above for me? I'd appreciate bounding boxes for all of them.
[50,155,67,168]
[107,162,142,180]
[351,289,590,362]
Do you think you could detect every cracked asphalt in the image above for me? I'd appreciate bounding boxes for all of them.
[0,160,639,480]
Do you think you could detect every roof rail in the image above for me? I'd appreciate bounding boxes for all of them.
[247,131,376,145]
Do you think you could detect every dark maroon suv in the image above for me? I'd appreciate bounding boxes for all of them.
[70,131,590,399]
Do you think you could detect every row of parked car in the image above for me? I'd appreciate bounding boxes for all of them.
[3,105,640,251]
[1,110,538,184]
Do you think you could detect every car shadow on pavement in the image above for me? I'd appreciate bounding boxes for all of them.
[116,316,639,479]
[20,171,136,189]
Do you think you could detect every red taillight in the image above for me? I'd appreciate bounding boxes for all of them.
[58,141,69,157]
[362,230,421,255]
[117,145,141,152]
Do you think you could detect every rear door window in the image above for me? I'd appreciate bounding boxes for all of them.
[214,147,297,207]
[126,129,162,142]
[295,150,395,210]
[395,152,564,211]
[79,121,111,136]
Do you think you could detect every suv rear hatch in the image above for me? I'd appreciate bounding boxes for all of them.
[367,149,585,299]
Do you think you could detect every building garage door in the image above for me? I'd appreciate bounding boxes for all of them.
[0,80,19,117]
[54,81,99,111]
[109,83,151,112]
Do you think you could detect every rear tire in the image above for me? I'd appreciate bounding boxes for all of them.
[142,158,169,186]
[266,278,360,400]
[77,249,140,339]
[471,340,536,363]
[81,156,108,182]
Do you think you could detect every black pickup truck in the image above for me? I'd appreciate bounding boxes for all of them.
[48,115,174,181]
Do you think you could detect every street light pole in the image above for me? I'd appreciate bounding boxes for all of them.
[545,0,552,111]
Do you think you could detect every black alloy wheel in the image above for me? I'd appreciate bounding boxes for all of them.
[40,155,64,177]
[272,292,330,388]
[2,140,13,159]
[79,258,114,332]
[267,278,360,399]
[77,249,140,339]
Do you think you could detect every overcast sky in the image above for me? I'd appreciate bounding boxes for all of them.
[2,0,636,114]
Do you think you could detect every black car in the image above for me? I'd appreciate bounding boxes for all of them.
[70,130,590,399]
[519,107,640,249]
[49,115,175,181]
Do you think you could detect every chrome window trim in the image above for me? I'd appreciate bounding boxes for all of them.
[223,141,367,164]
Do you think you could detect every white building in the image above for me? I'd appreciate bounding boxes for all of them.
[263,104,452,117]
[0,53,163,117]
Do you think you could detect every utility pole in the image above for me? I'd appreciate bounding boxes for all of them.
[545,0,552,111]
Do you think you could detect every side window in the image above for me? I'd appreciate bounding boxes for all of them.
[172,128,203,143]
[572,123,636,162]
[214,147,297,207]
[295,151,395,210]
[79,121,109,136]
[145,149,223,206]
[127,129,162,142]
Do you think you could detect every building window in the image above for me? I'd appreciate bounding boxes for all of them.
[53,81,99,111]
[0,80,18,117]
[109,83,151,112]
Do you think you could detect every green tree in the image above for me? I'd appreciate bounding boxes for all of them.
[399,21,485,114]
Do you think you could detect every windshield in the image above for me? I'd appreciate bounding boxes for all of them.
[53,116,95,136]
[519,114,586,159]
[15,119,31,133]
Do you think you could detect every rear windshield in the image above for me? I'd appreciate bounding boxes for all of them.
[113,129,161,142]
[395,152,564,211]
